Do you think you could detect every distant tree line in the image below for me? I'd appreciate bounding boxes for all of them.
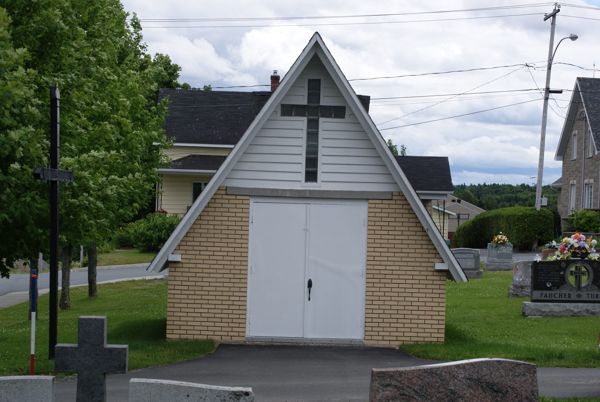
[453,183,560,211]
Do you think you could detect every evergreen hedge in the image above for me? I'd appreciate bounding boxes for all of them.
[114,213,180,252]
[571,210,600,233]
[452,206,554,250]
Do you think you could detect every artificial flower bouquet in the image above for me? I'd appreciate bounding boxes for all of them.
[491,232,510,246]
[548,232,598,260]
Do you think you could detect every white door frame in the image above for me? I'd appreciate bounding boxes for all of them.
[246,197,367,342]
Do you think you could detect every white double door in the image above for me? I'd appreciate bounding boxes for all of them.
[247,198,367,340]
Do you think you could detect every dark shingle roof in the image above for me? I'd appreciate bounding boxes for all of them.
[167,155,227,171]
[578,77,600,145]
[395,156,453,193]
[159,89,371,145]
[556,77,600,159]
[159,89,272,145]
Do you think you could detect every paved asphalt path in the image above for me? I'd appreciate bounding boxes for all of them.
[0,263,163,308]
[53,344,600,401]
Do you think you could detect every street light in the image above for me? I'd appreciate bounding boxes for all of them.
[534,8,578,210]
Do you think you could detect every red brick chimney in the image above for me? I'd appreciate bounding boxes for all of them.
[270,70,280,92]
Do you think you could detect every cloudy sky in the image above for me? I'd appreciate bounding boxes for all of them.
[121,0,600,185]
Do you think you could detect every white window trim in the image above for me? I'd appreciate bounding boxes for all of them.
[587,127,595,158]
[584,180,594,209]
[572,130,578,160]
[569,180,577,214]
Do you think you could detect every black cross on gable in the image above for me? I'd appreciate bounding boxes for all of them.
[55,316,128,402]
[281,79,346,182]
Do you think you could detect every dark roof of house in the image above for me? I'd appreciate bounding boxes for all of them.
[166,155,227,171]
[159,88,371,145]
[556,77,600,159]
[578,77,600,145]
[159,89,272,145]
[395,156,453,193]
[163,154,453,193]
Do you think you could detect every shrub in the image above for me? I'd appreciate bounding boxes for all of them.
[114,213,180,252]
[113,223,136,248]
[571,210,600,232]
[452,206,554,250]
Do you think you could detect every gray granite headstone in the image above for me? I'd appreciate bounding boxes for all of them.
[452,248,482,279]
[0,376,54,402]
[487,243,513,271]
[129,378,255,402]
[369,358,538,402]
[509,260,533,297]
[523,301,600,316]
[55,316,128,402]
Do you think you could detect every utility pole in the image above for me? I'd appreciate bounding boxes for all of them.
[535,3,560,210]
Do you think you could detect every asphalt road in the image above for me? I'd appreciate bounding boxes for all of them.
[53,344,600,401]
[0,264,164,308]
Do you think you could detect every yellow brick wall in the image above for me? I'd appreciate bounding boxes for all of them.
[166,189,447,345]
[166,187,249,341]
[364,192,447,346]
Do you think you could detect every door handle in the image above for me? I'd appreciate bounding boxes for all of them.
[307,278,313,301]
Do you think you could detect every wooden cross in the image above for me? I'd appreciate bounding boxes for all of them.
[281,78,346,182]
[55,316,128,402]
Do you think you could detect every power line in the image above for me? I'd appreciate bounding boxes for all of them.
[371,88,541,101]
[525,65,565,118]
[140,12,542,29]
[562,14,600,21]
[378,99,539,130]
[377,66,526,126]
[138,4,552,22]
[348,63,529,82]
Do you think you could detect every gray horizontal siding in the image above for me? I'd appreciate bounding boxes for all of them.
[225,55,399,192]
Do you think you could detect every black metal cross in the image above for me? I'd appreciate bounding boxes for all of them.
[569,265,590,290]
[32,86,74,359]
[55,316,128,402]
[281,79,346,182]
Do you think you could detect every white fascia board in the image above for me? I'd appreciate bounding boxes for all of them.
[555,82,580,161]
[148,34,322,273]
[152,142,235,149]
[157,169,217,175]
[313,40,467,283]
[432,205,457,216]
[417,191,452,200]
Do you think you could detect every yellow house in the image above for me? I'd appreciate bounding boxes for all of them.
[149,33,466,347]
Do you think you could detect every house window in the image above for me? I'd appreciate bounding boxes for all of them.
[584,181,593,209]
[192,182,207,202]
[305,79,321,182]
[572,130,578,160]
[569,181,577,213]
[587,127,595,158]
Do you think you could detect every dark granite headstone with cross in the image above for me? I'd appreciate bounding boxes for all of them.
[531,260,600,302]
[55,316,128,402]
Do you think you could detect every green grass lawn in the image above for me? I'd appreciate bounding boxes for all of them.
[0,279,214,375]
[97,248,156,266]
[402,272,600,368]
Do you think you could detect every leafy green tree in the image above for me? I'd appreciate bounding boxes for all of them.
[386,139,398,156]
[0,8,46,278]
[1,1,181,299]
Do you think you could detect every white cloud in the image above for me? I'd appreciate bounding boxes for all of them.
[121,0,599,184]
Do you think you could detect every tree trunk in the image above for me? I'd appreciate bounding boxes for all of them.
[59,245,71,310]
[88,244,97,298]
